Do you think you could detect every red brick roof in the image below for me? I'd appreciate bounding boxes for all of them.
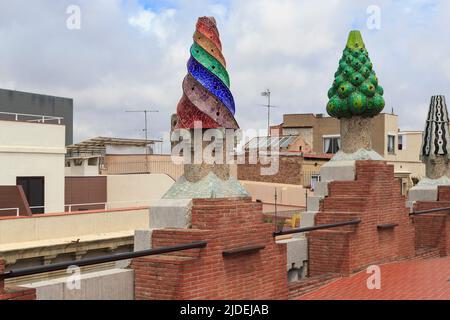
[298,257,450,300]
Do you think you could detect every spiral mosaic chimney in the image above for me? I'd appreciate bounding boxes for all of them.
[175,17,239,130]
[326,30,385,159]
[164,17,248,200]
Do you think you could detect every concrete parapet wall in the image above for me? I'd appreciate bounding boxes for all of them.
[22,269,134,300]
[149,199,193,229]
[0,207,150,246]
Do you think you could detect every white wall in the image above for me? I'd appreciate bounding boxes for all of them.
[65,158,99,177]
[107,174,175,209]
[240,180,307,209]
[0,207,150,245]
[0,120,66,213]
[106,145,147,155]
[24,269,134,300]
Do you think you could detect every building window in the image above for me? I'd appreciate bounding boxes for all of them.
[88,158,98,166]
[310,174,321,191]
[17,177,45,214]
[388,135,396,154]
[398,135,405,150]
[323,137,341,154]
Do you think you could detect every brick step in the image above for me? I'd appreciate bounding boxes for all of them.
[327,181,370,198]
[414,201,450,212]
[288,274,340,299]
[322,196,366,212]
[314,212,361,225]
[437,186,450,201]
[413,248,441,260]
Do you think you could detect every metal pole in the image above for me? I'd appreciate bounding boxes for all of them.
[274,188,278,232]
[144,110,149,173]
[305,188,308,212]
[273,219,361,237]
[0,241,208,280]
[410,206,450,216]
[267,90,271,134]
[125,109,159,173]
[144,111,148,143]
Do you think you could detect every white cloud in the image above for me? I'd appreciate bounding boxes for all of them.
[128,7,177,43]
[0,0,448,150]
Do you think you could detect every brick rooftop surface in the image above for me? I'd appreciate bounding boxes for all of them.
[299,257,450,300]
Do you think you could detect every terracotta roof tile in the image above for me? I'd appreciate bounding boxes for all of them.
[298,257,450,300]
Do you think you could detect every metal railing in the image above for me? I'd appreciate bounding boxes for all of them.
[0,241,207,280]
[0,208,19,217]
[1,200,154,217]
[64,200,159,212]
[0,111,64,125]
[29,206,45,215]
[65,202,107,212]
[410,206,450,216]
[0,207,44,216]
[273,219,361,237]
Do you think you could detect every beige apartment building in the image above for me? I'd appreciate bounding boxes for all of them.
[278,113,425,179]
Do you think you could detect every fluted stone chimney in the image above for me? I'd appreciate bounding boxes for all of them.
[420,95,450,180]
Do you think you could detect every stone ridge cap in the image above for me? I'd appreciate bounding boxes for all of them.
[192,197,252,202]
[153,228,211,234]
[0,206,150,221]
[138,255,197,263]
[310,229,355,234]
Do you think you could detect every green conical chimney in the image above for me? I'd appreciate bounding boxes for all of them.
[326,30,385,119]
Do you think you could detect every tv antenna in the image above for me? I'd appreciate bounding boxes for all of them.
[260,89,279,135]
[125,109,159,172]
[125,109,159,142]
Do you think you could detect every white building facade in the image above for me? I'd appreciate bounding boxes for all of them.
[0,119,66,213]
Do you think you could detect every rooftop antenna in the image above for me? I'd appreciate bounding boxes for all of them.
[125,109,159,172]
[260,89,279,136]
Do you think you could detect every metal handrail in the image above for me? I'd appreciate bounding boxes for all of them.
[0,241,207,280]
[1,200,158,217]
[64,200,158,212]
[410,206,450,216]
[65,202,107,212]
[0,208,19,217]
[273,219,361,237]
[0,111,63,124]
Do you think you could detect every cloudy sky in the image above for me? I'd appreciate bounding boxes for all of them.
[0,0,448,151]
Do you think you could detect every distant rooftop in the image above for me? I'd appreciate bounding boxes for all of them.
[67,137,162,154]
[0,88,73,145]
[245,136,298,150]
[0,88,73,101]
